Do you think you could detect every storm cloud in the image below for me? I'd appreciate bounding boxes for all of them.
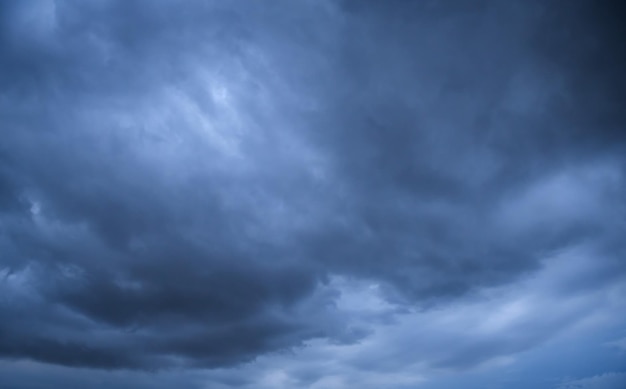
[0,0,625,388]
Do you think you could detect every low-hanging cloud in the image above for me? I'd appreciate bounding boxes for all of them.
[0,0,624,384]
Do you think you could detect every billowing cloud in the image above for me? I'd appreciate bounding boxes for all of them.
[0,0,624,387]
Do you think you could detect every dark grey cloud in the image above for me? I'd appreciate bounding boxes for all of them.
[300,0,626,303]
[0,0,342,370]
[0,0,624,385]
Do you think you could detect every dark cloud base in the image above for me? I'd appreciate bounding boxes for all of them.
[0,0,624,376]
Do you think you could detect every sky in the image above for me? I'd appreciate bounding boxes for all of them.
[0,0,625,388]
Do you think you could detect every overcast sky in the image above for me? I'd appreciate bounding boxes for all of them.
[1,1,625,388]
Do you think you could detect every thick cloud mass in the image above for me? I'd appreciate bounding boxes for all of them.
[0,0,625,387]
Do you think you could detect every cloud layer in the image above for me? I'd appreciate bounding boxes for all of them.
[1,0,625,387]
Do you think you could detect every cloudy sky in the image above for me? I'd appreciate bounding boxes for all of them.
[1,0,625,388]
